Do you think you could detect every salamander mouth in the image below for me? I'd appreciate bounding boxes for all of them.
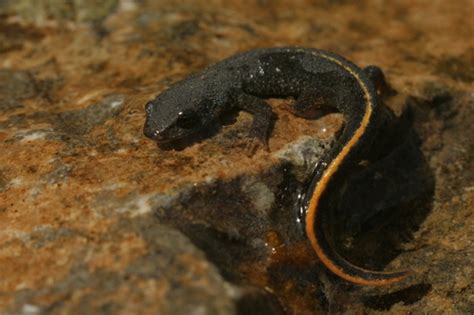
[144,121,197,143]
[154,128,199,144]
[144,125,206,150]
[154,124,220,150]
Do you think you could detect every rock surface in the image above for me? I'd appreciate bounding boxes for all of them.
[0,1,473,314]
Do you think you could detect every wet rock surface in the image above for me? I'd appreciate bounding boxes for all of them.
[0,1,473,314]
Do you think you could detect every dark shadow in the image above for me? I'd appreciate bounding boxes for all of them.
[151,94,438,314]
[156,121,223,151]
[236,288,286,315]
[179,223,254,282]
[156,109,241,151]
[329,100,435,272]
[363,283,432,310]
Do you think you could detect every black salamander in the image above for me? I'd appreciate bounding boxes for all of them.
[143,47,409,286]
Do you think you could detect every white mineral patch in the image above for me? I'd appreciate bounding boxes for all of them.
[8,177,24,188]
[274,135,327,168]
[119,0,138,12]
[130,194,153,216]
[241,178,274,217]
[21,304,41,315]
[76,90,104,105]
[109,99,124,109]
[117,192,180,217]
[116,148,129,154]
[102,182,128,191]
[20,130,48,142]
[117,193,154,216]
[0,228,30,242]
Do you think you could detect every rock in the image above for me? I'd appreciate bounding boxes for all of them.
[6,218,239,315]
[0,69,37,112]
[0,1,473,314]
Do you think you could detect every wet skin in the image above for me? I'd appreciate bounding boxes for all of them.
[144,47,409,285]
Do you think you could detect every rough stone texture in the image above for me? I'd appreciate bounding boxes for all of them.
[0,1,473,314]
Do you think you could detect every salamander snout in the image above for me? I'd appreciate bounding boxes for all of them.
[143,102,164,141]
[143,120,162,141]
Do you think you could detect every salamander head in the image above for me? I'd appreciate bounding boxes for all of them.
[143,84,217,143]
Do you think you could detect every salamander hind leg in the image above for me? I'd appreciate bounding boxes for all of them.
[235,93,276,153]
[292,89,337,120]
[363,65,395,98]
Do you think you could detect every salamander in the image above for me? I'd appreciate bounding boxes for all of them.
[143,47,409,286]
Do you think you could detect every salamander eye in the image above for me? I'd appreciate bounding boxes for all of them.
[145,102,154,114]
[175,109,201,129]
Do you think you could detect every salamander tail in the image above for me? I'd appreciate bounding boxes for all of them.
[306,211,410,286]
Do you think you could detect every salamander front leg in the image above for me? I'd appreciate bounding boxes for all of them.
[235,93,276,153]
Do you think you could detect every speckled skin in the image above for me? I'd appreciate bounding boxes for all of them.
[143,47,407,285]
[143,47,378,145]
